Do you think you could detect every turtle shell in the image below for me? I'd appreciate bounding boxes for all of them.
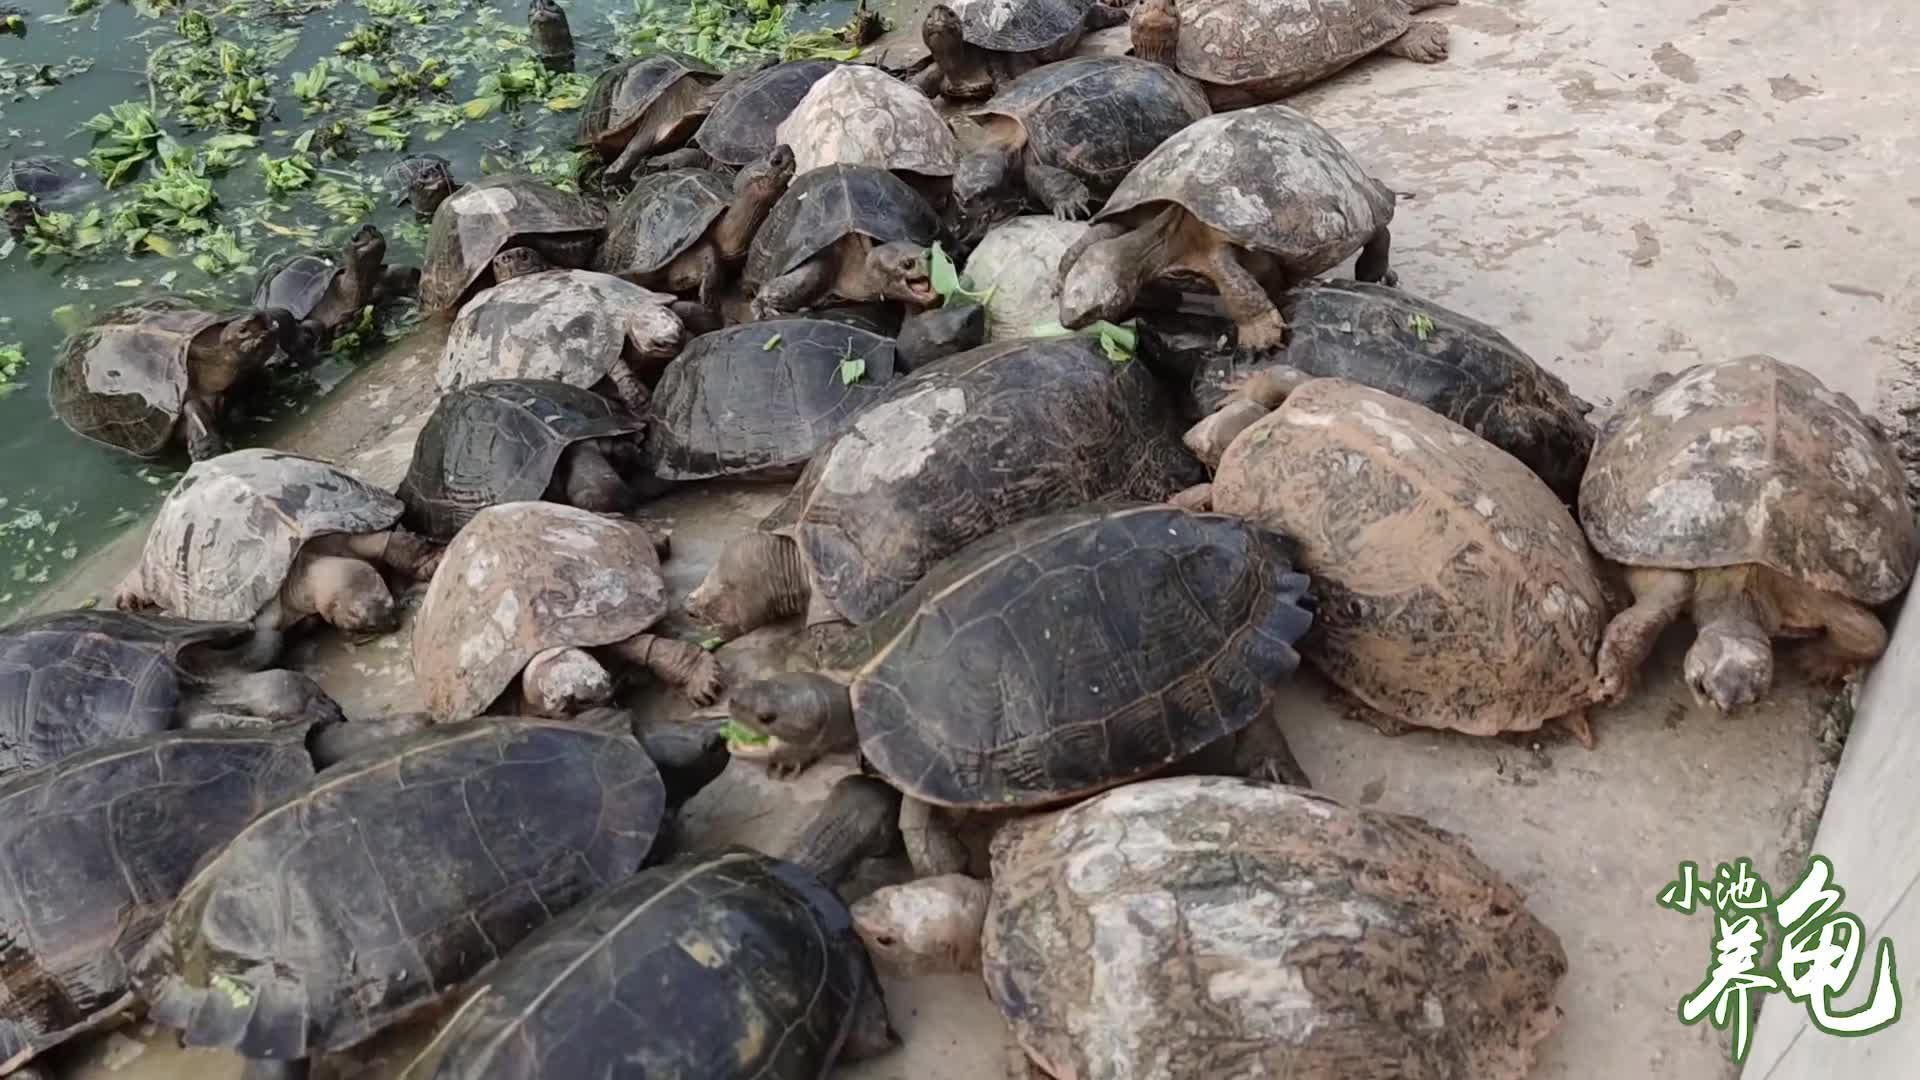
[436,270,683,392]
[2,155,94,202]
[970,56,1210,193]
[421,175,607,313]
[576,53,718,154]
[49,298,226,457]
[1173,0,1416,95]
[413,503,670,722]
[0,610,260,776]
[695,59,839,167]
[840,504,1311,808]
[127,449,403,623]
[399,380,642,541]
[598,169,731,279]
[645,319,898,483]
[0,727,314,1073]
[396,849,882,1079]
[1580,356,1918,603]
[962,216,1087,339]
[772,336,1207,625]
[744,164,941,290]
[984,776,1568,1079]
[383,154,453,205]
[951,0,1096,52]
[1096,105,1395,276]
[252,253,338,321]
[129,717,668,1063]
[1213,378,1606,735]
[775,65,957,178]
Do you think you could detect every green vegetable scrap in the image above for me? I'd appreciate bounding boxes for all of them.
[1408,312,1435,341]
[837,341,864,384]
[613,0,847,67]
[82,103,164,188]
[1027,318,1136,363]
[260,151,317,194]
[718,718,770,747]
[927,242,992,305]
[0,343,25,400]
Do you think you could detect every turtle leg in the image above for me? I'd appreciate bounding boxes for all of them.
[1596,566,1694,703]
[555,440,633,513]
[1354,225,1397,287]
[1023,162,1092,221]
[901,798,971,877]
[328,529,442,580]
[1191,243,1289,352]
[783,774,903,885]
[603,359,652,414]
[1168,482,1213,510]
[908,63,946,98]
[605,130,662,185]
[670,300,722,335]
[1779,583,1889,685]
[180,396,226,461]
[306,713,432,766]
[752,255,834,320]
[111,565,151,611]
[689,242,726,314]
[1182,366,1310,466]
[1382,20,1450,63]
[1683,566,1778,712]
[604,633,724,707]
[642,146,712,173]
[521,646,615,715]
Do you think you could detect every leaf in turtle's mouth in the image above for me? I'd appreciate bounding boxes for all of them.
[719,718,783,758]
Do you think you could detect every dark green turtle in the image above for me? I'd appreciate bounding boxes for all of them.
[383,154,457,214]
[742,163,942,319]
[399,379,644,541]
[252,224,393,358]
[596,148,795,309]
[693,59,840,169]
[420,176,606,313]
[577,53,721,183]
[920,0,1131,100]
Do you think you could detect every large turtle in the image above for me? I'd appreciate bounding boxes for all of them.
[725,503,1314,878]
[112,449,442,635]
[420,175,606,313]
[963,215,1087,339]
[1181,377,1609,745]
[395,777,904,1080]
[398,379,644,541]
[687,336,1207,642]
[413,502,723,721]
[983,776,1567,1079]
[921,0,1131,100]
[743,163,942,319]
[50,297,281,461]
[128,714,729,1080]
[0,610,341,778]
[577,53,721,182]
[252,223,393,358]
[383,154,457,214]
[596,149,796,310]
[693,59,840,169]
[1059,105,1398,352]
[1579,356,1919,711]
[774,65,957,196]
[1131,0,1456,108]
[953,56,1209,235]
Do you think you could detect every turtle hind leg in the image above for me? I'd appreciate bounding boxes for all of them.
[1382,20,1450,62]
[607,633,724,707]
[1778,580,1888,685]
[1023,162,1092,221]
[1597,566,1693,703]
[751,255,834,320]
[1354,225,1397,287]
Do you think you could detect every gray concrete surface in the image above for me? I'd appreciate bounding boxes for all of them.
[32,0,1920,1076]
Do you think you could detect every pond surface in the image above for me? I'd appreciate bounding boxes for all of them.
[0,0,852,616]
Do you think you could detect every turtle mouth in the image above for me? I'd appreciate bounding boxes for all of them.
[719,714,785,759]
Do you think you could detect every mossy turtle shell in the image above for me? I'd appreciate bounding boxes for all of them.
[776,65,957,178]
[436,270,682,393]
[49,297,226,456]
[420,175,606,312]
[694,59,839,167]
[949,0,1097,51]
[1171,0,1420,97]
[969,56,1210,193]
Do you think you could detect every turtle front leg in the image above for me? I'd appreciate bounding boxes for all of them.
[751,255,834,320]
[1596,566,1693,703]
[1168,483,1213,510]
[112,565,152,611]
[180,396,226,461]
[1195,244,1288,352]
[1024,162,1092,221]
[556,440,634,514]
[606,633,724,706]
[901,797,970,877]
[1382,20,1450,63]
[1787,590,1888,685]
[604,130,661,185]
[603,359,653,414]
[1354,225,1397,287]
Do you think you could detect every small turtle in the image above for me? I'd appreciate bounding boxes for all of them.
[693,59,840,169]
[113,449,442,635]
[2,155,98,228]
[437,258,685,413]
[962,215,1087,339]
[953,56,1209,233]
[743,163,942,320]
[685,336,1206,643]
[399,379,644,541]
[577,53,721,182]
[596,147,796,310]
[0,609,342,778]
[725,504,1314,877]
[252,223,394,358]
[1580,356,1919,711]
[50,296,282,461]
[395,777,903,1080]
[775,65,957,197]
[982,776,1567,1078]
[1059,104,1397,351]
[129,714,729,1080]
[527,0,573,71]
[1132,0,1456,108]
[1180,376,1608,745]
[420,175,606,313]
[382,154,457,214]
[921,0,1131,100]
[413,502,724,721]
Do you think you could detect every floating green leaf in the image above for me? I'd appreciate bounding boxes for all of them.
[0,343,25,399]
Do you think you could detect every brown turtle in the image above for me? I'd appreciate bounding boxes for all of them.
[577,53,721,182]
[775,65,957,200]
[1579,356,1919,711]
[596,148,796,311]
[419,175,606,313]
[741,163,942,320]
[921,0,1131,100]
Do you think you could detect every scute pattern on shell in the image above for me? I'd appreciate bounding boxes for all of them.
[963,216,1087,339]
[696,59,840,167]
[130,719,667,1062]
[1213,379,1606,735]
[973,57,1210,192]
[577,54,716,152]
[252,254,337,321]
[1176,0,1414,92]
[599,169,731,278]
[396,849,877,1080]
[1581,355,1919,604]
[421,176,606,312]
[745,164,941,286]
[950,0,1095,51]
[846,504,1312,808]
[130,450,402,624]
[984,776,1568,1080]
[437,270,682,392]
[50,298,220,456]
[413,502,670,722]
[777,66,957,178]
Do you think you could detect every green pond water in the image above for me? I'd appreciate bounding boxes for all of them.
[0,0,854,617]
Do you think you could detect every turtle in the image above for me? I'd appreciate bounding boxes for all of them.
[596,148,797,311]
[774,65,957,199]
[112,449,443,636]
[743,163,942,320]
[2,155,98,230]
[128,713,730,1080]
[398,380,644,541]
[436,260,686,413]
[1579,355,1920,712]
[1131,0,1457,109]
[577,53,722,183]
[394,776,904,1080]
[981,776,1568,1079]
[419,175,606,313]
[527,0,573,71]
[0,609,343,778]
[961,215,1087,339]
[252,223,394,358]
[1172,280,1597,501]
[1059,105,1398,352]
[952,56,1210,236]
[693,59,841,169]
[685,335,1208,646]
[723,503,1315,879]
[1179,376,1609,745]
[920,0,1132,101]
[50,296,282,461]
[383,154,457,214]
[413,502,724,721]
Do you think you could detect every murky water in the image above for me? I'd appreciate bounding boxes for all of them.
[0,0,849,616]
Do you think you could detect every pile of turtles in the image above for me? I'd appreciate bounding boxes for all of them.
[12,0,1918,1078]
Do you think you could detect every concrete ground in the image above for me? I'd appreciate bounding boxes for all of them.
[33,0,1920,1076]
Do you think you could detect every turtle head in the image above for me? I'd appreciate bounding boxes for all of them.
[527,0,563,25]
[921,5,964,54]
[726,673,857,773]
[299,555,399,634]
[490,246,549,283]
[346,223,387,278]
[221,309,279,363]
[557,440,633,514]
[686,532,812,637]
[866,242,936,307]
[952,150,1020,238]
[1130,0,1181,67]
[1058,233,1138,329]
[1684,620,1774,713]
[413,162,456,214]
[522,646,616,715]
[739,143,797,198]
